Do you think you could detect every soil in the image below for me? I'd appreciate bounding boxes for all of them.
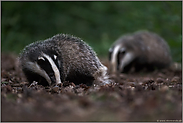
[1,53,182,122]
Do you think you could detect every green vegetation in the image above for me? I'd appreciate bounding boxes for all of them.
[1,1,182,63]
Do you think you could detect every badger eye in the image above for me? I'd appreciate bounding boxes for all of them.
[121,50,126,54]
[37,56,45,65]
[119,48,126,54]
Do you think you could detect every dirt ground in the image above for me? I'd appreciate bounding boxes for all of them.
[1,53,182,122]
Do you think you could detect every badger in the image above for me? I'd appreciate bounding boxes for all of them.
[109,30,172,73]
[19,34,110,86]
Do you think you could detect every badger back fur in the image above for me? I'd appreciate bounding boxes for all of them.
[19,34,110,86]
[109,30,172,73]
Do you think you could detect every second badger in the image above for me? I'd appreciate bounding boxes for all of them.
[109,31,172,73]
[19,34,110,86]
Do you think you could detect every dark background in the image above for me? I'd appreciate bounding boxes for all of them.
[1,1,182,63]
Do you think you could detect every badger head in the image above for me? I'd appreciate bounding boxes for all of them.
[109,42,135,74]
[20,48,62,86]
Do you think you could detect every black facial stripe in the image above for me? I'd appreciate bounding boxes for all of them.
[109,47,114,61]
[37,56,56,84]
[109,51,112,61]
[117,51,120,71]
[117,49,126,71]
[44,49,60,72]
[43,50,64,82]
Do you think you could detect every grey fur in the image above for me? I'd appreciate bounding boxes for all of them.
[19,34,110,86]
[109,30,172,73]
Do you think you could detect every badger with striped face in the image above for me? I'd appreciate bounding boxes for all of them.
[109,31,172,74]
[19,34,110,86]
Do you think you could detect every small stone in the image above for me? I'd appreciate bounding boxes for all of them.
[131,87,135,91]
[20,82,29,86]
[28,81,38,88]
[70,82,76,87]
[52,86,59,92]
[75,88,84,96]
[64,86,75,93]
[57,82,63,87]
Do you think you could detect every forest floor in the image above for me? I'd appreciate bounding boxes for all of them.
[1,53,182,122]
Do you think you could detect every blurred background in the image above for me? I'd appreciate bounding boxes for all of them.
[1,1,182,63]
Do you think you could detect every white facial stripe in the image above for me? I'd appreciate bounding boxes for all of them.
[119,52,134,72]
[25,62,52,85]
[42,53,61,85]
[111,45,121,73]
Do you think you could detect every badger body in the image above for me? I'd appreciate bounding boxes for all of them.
[19,34,109,86]
[109,31,172,73]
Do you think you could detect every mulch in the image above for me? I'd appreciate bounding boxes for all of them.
[1,53,182,122]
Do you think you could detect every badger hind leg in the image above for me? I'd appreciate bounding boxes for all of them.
[93,65,113,85]
[65,72,95,86]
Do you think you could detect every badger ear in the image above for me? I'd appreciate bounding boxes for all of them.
[54,55,57,60]
[109,47,113,52]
